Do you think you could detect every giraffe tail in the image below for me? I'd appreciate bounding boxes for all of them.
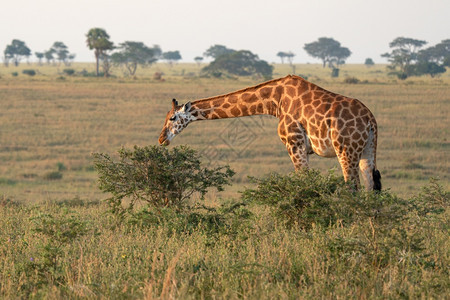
[372,168,382,191]
[371,120,381,191]
[361,120,382,191]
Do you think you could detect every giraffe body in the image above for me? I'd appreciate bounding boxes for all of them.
[158,75,381,191]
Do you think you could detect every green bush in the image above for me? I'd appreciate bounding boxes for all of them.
[11,72,18,77]
[241,169,418,230]
[62,68,75,76]
[409,178,449,217]
[93,145,235,217]
[242,169,346,229]
[22,69,36,76]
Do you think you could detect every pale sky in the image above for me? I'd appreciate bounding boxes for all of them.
[1,0,449,64]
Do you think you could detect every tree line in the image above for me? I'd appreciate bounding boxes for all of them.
[3,28,449,79]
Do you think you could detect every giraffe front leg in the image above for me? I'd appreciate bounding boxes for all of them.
[286,139,310,171]
[278,119,310,171]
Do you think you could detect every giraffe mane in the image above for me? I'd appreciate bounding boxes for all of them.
[192,75,300,105]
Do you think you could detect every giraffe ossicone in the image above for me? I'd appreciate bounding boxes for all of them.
[158,75,381,191]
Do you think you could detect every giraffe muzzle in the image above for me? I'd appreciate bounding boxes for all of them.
[158,131,170,146]
[158,135,170,146]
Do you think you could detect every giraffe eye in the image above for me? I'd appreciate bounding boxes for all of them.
[169,115,177,121]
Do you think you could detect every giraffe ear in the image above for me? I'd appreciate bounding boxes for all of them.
[172,99,178,108]
[182,101,191,112]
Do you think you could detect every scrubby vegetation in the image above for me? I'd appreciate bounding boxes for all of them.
[1,146,448,298]
[93,145,234,216]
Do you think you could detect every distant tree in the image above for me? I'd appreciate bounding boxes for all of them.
[364,58,375,67]
[203,50,273,79]
[278,51,295,65]
[4,39,31,66]
[304,37,351,77]
[304,38,351,69]
[68,54,76,65]
[111,42,160,76]
[412,61,446,78]
[44,49,55,65]
[35,52,44,65]
[194,56,203,66]
[100,53,113,77]
[329,47,351,68]
[86,28,114,76]
[203,45,235,59]
[381,37,427,79]
[162,51,182,66]
[418,39,450,66]
[51,41,72,65]
[444,57,450,68]
[277,51,288,64]
[285,52,295,66]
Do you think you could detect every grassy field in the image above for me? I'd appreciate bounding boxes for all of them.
[0,62,448,200]
[0,62,449,298]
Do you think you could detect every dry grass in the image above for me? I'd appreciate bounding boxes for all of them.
[1,191,448,298]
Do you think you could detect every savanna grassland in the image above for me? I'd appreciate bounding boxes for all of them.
[0,63,449,298]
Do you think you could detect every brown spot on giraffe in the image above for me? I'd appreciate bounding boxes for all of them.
[158,75,381,191]
[242,93,258,103]
[222,102,231,109]
[230,106,240,117]
[259,87,272,98]
[215,109,228,118]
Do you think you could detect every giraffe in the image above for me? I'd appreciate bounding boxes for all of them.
[158,75,381,191]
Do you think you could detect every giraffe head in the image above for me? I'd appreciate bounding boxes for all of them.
[158,99,194,146]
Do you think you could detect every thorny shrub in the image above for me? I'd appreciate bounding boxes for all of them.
[93,145,235,218]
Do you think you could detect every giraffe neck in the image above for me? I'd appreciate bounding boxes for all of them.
[189,78,285,120]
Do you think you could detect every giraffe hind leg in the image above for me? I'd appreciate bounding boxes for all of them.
[359,129,381,191]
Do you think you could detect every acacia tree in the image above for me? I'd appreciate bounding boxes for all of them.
[413,39,449,78]
[203,45,235,59]
[418,39,450,66]
[194,56,203,66]
[86,28,114,76]
[51,41,75,66]
[203,50,273,79]
[162,51,182,66]
[303,37,351,69]
[381,37,427,79]
[111,42,160,76]
[277,51,287,64]
[277,51,296,66]
[44,49,55,65]
[285,52,295,66]
[35,52,44,65]
[4,39,31,66]
[364,58,375,67]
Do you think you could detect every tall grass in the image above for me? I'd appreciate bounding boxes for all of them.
[0,176,448,298]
